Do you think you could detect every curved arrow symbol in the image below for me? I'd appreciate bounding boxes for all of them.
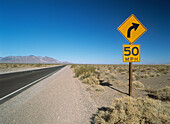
[127,23,139,38]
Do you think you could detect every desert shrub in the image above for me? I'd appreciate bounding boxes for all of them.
[110,69,116,73]
[73,65,96,77]
[146,67,151,70]
[13,64,18,67]
[82,76,100,85]
[153,86,170,101]
[132,68,137,72]
[145,86,153,93]
[156,73,161,76]
[104,70,110,75]
[133,81,144,89]
[93,97,170,124]
[140,69,146,72]
[134,74,140,80]
[150,72,157,77]
[107,66,112,71]
[117,67,126,73]
[120,72,126,75]
[78,72,91,80]
[141,73,150,78]
[132,75,136,81]
[35,64,43,67]
[162,71,168,74]
[70,64,76,68]
[158,68,166,72]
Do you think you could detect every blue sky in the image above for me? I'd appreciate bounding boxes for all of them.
[0,0,170,64]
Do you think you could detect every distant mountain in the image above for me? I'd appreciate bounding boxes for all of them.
[0,55,68,64]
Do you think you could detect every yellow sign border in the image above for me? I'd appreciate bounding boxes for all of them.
[118,14,147,44]
[123,44,140,62]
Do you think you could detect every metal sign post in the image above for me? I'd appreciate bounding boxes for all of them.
[129,61,132,96]
[118,14,147,96]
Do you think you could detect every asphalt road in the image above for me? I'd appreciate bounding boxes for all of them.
[0,65,66,101]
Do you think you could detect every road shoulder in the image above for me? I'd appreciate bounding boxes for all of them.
[0,66,97,124]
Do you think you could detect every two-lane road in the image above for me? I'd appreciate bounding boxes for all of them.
[0,65,66,102]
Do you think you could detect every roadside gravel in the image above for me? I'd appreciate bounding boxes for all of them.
[0,66,97,124]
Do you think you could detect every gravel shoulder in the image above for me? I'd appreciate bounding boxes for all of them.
[0,66,97,124]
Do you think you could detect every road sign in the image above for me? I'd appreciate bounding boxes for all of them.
[123,44,140,62]
[118,14,147,44]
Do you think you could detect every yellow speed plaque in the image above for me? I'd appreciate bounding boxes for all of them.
[123,44,140,62]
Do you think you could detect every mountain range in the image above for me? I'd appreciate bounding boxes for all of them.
[0,55,69,64]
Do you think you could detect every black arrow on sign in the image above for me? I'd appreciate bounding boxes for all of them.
[127,23,139,38]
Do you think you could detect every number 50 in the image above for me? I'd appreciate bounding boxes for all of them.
[124,47,139,56]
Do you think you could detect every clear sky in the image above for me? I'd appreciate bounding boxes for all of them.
[0,0,170,64]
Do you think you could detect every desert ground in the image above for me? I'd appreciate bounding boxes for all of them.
[0,64,169,123]
[71,64,170,124]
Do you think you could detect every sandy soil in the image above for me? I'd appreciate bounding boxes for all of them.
[0,66,97,124]
[140,71,170,89]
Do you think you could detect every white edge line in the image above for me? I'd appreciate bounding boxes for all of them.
[0,70,59,101]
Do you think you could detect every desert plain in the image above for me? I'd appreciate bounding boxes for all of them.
[0,64,170,123]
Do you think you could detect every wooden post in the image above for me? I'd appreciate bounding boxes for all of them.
[129,62,132,96]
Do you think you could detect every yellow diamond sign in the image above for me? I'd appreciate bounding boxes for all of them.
[118,14,147,44]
